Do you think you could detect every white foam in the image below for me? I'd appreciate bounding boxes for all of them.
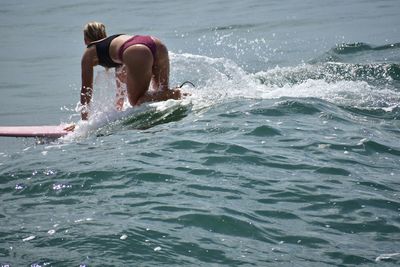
[170,53,400,109]
[22,235,35,242]
[375,252,400,262]
[62,53,400,139]
[47,229,56,235]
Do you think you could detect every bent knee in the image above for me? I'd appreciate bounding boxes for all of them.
[126,75,152,106]
[155,41,168,60]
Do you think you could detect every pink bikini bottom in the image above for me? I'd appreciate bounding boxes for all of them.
[118,35,157,61]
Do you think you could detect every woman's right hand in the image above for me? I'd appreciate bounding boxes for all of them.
[81,111,88,120]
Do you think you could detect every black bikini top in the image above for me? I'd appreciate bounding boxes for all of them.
[87,34,123,68]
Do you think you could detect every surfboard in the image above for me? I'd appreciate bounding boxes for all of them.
[0,125,70,138]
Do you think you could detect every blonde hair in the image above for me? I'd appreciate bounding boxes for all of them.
[84,22,107,42]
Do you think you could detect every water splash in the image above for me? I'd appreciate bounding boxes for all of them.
[63,51,400,139]
[170,52,400,109]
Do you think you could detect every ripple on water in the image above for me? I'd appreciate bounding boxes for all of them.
[246,125,282,137]
[173,213,271,242]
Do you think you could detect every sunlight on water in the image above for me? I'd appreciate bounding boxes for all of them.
[1,1,400,266]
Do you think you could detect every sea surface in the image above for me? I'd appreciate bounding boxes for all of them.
[1,0,400,266]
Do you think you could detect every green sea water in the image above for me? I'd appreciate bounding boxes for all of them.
[1,0,400,266]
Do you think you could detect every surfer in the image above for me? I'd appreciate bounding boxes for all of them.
[80,21,181,120]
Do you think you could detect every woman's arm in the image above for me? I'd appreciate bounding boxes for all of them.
[80,49,94,120]
[115,66,127,111]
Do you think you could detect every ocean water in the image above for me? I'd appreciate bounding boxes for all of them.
[1,0,400,266]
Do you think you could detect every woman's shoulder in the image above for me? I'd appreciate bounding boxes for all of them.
[81,45,97,64]
[87,34,126,47]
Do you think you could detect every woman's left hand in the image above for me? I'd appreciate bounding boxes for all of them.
[64,124,76,132]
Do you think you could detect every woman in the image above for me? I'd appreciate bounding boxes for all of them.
[80,21,181,120]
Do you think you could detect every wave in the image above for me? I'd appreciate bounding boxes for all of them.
[331,42,400,55]
[63,48,400,138]
[255,62,400,86]
[312,42,400,64]
[170,52,400,109]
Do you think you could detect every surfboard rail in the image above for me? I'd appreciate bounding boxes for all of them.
[0,125,70,138]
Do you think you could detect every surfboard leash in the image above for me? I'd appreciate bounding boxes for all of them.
[179,81,195,88]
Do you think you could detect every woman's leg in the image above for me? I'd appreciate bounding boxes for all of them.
[148,39,181,101]
[122,41,182,107]
[151,39,170,91]
[123,45,153,106]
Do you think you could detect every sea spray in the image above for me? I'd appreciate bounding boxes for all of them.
[62,51,400,141]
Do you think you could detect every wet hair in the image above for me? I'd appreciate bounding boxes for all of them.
[83,22,107,42]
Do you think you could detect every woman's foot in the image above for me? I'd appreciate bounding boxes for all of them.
[166,88,182,100]
[136,88,183,105]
